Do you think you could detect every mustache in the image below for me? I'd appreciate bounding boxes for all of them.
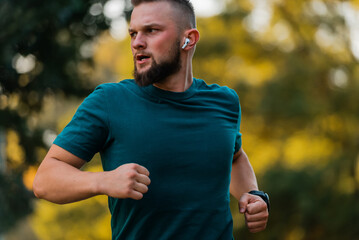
[134,51,152,59]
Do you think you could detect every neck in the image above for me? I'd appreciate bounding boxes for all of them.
[153,55,193,92]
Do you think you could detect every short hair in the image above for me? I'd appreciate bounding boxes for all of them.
[131,0,196,29]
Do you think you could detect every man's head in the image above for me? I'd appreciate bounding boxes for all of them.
[129,0,199,87]
[131,0,196,30]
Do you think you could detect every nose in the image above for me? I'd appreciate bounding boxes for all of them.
[131,33,146,50]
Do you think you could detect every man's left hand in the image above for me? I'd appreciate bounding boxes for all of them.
[238,193,269,233]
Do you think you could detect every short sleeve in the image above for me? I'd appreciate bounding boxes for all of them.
[53,85,110,161]
[232,90,242,154]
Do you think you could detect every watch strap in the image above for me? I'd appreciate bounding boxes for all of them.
[248,190,270,212]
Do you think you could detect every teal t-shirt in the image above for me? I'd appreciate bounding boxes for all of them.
[54,78,242,240]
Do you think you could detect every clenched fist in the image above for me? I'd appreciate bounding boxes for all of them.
[239,193,269,233]
[99,163,151,200]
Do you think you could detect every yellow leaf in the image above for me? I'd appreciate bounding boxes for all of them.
[6,129,25,168]
[23,166,37,190]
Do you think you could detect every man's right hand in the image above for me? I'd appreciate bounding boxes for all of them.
[33,145,151,204]
[99,163,151,200]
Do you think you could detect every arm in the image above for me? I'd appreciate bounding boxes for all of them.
[230,147,268,233]
[230,148,258,199]
[33,144,151,204]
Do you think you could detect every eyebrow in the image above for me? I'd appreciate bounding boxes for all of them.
[128,23,165,32]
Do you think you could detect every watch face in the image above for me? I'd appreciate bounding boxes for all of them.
[264,193,269,201]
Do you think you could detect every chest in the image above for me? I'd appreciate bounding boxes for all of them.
[101,96,239,204]
[105,98,236,164]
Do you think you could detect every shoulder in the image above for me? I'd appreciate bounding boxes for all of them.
[89,79,139,99]
[94,79,137,92]
[195,78,239,104]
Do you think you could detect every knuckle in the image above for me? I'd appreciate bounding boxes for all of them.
[248,223,266,233]
[129,163,139,169]
[247,206,254,214]
[133,192,143,200]
[251,229,261,233]
[247,223,255,230]
[124,188,132,196]
[249,227,257,233]
[127,170,137,179]
[146,177,151,185]
[128,181,136,188]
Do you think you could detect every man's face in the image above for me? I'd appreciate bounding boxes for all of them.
[129,2,183,87]
[133,39,181,87]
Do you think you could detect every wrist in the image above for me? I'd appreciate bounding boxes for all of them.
[91,171,107,196]
[248,190,270,212]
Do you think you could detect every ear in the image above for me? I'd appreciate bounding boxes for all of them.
[182,29,200,50]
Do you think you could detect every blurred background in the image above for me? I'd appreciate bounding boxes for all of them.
[1,0,359,239]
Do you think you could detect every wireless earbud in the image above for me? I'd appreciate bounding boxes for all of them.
[182,38,190,49]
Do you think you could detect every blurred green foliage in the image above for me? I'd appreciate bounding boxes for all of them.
[236,165,359,239]
[0,173,33,233]
[1,0,359,239]
[0,0,114,233]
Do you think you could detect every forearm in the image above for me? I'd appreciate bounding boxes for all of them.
[33,144,151,203]
[230,148,258,201]
[33,157,102,204]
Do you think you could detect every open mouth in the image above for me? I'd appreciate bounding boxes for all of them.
[136,54,151,63]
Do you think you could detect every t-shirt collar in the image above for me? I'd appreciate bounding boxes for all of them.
[142,78,197,101]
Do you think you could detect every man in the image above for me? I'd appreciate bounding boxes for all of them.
[33,0,269,239]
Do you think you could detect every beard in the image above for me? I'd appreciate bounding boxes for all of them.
[134,40,181,87]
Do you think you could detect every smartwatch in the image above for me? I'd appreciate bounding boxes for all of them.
[248,190,270,212]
